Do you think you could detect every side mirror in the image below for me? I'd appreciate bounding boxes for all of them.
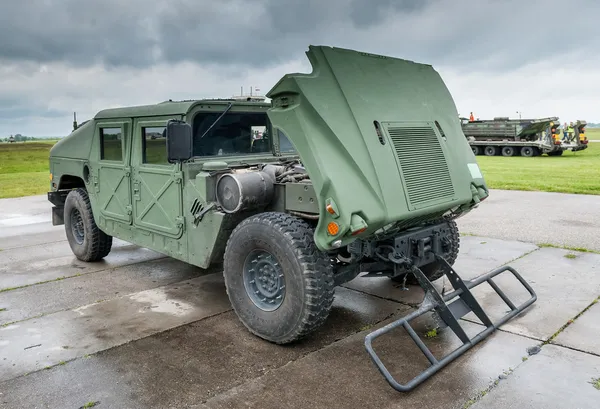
[166,120,193,163]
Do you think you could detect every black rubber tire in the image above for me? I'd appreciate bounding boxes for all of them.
[471,146,480,155]
[392,217,460,284]
[501,146,515,157]
[484,146,497,156]
[64,188,113,262]
[520,146,535,157]
[223,212,335,344]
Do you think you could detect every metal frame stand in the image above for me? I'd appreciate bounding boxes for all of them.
[364,256,537,392]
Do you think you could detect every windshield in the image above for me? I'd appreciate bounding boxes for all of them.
[192,111,272,157]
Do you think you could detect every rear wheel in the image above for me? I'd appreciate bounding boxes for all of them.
[64,188,112,261]
[471,146,480,155]
[223,212,335,344]
[392,217,460,284]
[484,146,497,156]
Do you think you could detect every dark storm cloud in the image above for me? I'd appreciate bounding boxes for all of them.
[0,0,597,70]
[0,0,438,68]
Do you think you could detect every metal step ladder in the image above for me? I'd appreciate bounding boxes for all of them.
[364,256,537,392]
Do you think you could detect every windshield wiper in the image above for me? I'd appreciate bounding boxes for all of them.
[199,102,233,139]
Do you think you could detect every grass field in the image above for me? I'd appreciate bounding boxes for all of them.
[1,131,599,199]
[0,140,58,199]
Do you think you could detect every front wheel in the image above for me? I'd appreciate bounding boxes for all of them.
[64,188,113,261]
[223,212,335,344]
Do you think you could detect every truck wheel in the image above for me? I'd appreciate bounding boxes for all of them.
[223,212,335,344]
[471,146,480,155]
[484,146,497,156]
[520,146,535,157]
[64,188,113,262]
[392,217,460,284]
[501,146,515,157]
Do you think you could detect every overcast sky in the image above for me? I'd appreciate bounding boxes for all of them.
[0,0,598,137]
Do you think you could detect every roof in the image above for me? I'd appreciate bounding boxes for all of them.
[94,98,271,120]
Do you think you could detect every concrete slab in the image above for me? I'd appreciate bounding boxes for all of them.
[203,319,534,409]
[0,239,165,290]
[457,189,600,252]
[0,257,216,325]
[0,287,408,409]
[462,247,600,341]
[470,345,600,409]
[0,273,231,382]
[552,299,600,355]
[343,236,538,305]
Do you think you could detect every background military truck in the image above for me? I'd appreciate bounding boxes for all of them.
[460,116,565,157]
[47,45,536,391]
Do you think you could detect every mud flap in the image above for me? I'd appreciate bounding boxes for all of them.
[364,256,537,392]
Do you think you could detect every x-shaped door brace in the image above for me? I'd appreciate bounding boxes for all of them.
[136,175,178,227]
[101,173,129,220]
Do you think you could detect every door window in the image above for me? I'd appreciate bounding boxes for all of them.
[100,127,123,161]
[142,126,168,165]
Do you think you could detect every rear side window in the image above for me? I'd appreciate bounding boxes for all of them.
[100,127,123,161]
[142,126,168,164]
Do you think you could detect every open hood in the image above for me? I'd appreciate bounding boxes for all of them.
[267,45,486,251]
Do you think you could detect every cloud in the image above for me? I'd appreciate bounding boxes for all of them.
[0,0,597,136]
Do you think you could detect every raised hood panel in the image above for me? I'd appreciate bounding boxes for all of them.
[267,45,486,251]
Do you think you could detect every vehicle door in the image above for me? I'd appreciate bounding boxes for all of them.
[95,120,133,224]
[130,116,185,238]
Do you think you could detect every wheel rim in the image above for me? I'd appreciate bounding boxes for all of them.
[243,249,286,311]
[70,208,85,245]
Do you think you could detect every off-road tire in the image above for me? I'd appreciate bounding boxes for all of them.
[501,146,515,157]
[64,188,113,262]
[223,212,335,344]
[392,217,460,285]
[484,146,497,156]
[520,146,535,157]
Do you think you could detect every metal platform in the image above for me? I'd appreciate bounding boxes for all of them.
[364,256,537,392]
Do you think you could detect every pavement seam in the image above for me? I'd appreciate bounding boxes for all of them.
[0,255,169,293]
[547,342,600,358]
[339,285,422,308]
[0,239,68,251]
[0,307,236,385]
[199,309,404,405]
[543,296,600,345]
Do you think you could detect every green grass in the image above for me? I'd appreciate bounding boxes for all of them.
[476,139,600,195]
[0,140,57,199]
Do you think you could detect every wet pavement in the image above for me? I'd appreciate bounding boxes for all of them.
[1,193,599,409]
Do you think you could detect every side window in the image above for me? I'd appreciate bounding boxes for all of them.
[192,112,272,157]
[142,126,168,165]
[278,129,297,154]
[100,127,123,161]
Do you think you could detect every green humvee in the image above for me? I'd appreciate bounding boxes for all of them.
[48,46,535,391]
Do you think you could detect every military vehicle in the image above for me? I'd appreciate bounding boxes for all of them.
[47,45,536,392]
[560,120,589,152]
[461,116,565,157]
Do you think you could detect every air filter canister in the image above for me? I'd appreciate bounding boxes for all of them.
[215,171,275,213]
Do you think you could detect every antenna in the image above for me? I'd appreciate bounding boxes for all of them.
[73,112,78,131]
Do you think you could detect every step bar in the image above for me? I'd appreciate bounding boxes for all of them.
[364,256,537,392]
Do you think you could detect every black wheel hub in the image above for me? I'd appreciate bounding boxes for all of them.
[243,249,286,311]
[70,208,85,245]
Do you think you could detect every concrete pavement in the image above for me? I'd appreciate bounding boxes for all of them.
[0,191,599,409]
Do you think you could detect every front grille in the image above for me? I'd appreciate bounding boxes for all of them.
[387,125,454,208]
